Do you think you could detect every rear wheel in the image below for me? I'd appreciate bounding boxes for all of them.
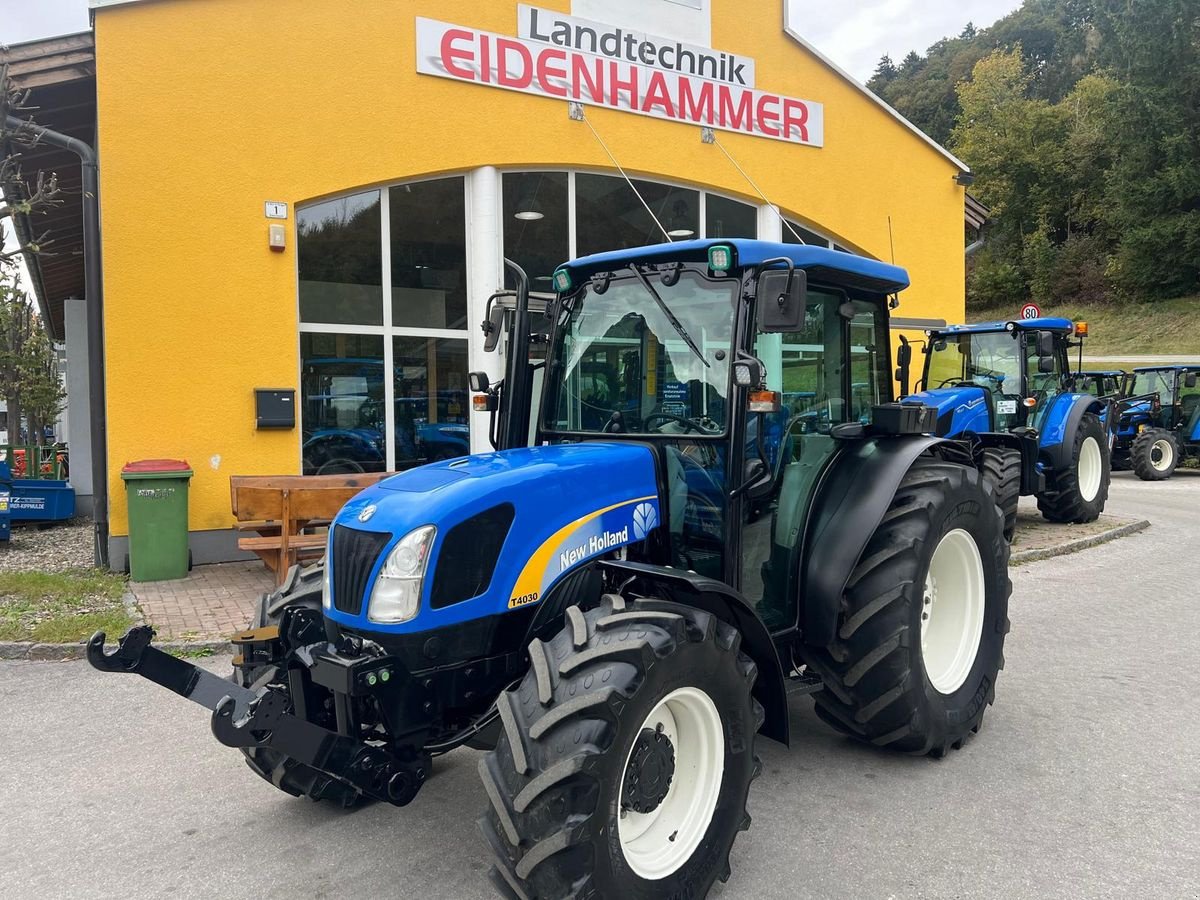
[233,564,361,807]
[980,447,1020,542]
[806,458,1011,756]
[1131,428,1178,481]
[480,594,761,899]
[1038,413,1109,523]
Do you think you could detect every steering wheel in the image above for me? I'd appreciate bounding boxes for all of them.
[643,413,711,434]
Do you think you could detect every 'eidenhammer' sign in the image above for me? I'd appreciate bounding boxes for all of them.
[415,8,824,147]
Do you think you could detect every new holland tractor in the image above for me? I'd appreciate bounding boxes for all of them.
[1112,365,1200,479]
[904,318,1110,539]
[89,240,1011,899]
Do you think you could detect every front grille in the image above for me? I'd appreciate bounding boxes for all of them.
[431,503,515,609]
[331,524,392,615]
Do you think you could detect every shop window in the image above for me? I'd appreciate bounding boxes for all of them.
[390,178,468,330]
[298,191,383,325]
[705,194,757,239]
[503,172,569,292]
[576,174,699,257]
[393,336,470,464]
[299,333,386,475]
[782,219,830,248]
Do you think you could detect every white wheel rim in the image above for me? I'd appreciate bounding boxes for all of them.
[618,686,724,880]
[1151,439,1173,472]
[921,529,986,695]
[1077,436,1102,501]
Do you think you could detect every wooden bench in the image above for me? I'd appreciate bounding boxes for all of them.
[230,473,392,584]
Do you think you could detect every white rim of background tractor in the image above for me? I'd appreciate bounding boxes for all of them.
[617,686,725,880]
[921,529,986,695]
[1150,438,1175,473]
[1077,436,1103,502]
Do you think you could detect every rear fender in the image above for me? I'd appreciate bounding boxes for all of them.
[1039,394,1106,471]
[600,560,790,747]
[802,435,957,648]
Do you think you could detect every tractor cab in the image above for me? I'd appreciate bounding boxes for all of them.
[1074,370,1126,399]
[913,318,1079,434]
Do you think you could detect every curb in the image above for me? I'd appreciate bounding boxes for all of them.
[1011,518,1150,565]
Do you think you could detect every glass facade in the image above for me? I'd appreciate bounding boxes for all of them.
[297,169,840,472]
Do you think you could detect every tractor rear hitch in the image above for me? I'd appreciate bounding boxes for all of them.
[87,626,429,807]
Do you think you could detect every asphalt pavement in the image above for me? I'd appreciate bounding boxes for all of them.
[1,471,1198,899]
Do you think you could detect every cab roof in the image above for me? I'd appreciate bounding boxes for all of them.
[557,239,910,295]
[934,317,1076,335]
[1132,365,1200,373]
[1079,370,1125,377]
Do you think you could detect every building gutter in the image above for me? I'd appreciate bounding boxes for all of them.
[6,114,109,567]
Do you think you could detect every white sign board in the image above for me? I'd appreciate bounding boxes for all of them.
[265,201,288,219]
[1020,303,1041,320]
[415,16,823,147]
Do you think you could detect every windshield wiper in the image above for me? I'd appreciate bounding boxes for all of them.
[627,265,710,369]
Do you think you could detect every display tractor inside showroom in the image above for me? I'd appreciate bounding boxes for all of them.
[902,317,1111,539]
[1111,365,1200,480]
[90,239,1012,900]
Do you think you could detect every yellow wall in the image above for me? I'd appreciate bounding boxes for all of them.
[94,0,965,536]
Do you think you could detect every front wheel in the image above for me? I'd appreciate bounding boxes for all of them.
[480,594,762,899]
[1131,428,1178,481]
[1037,412,1110,523]
[806,458,1011,756]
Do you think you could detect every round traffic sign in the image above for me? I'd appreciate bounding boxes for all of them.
[1020,303,1041,320]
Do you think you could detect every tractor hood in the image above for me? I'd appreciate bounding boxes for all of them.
[324,443,661,633]
[906,386,992,437]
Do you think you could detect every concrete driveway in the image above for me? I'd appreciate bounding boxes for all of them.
[1,472,1197,899]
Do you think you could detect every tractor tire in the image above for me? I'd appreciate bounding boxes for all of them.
[1037,413,1110,523]
[806,458,1011,757]
[480,594,762,899]
[980,447,1020,542]
[234,564,362,808]
[1131,428,1178,481]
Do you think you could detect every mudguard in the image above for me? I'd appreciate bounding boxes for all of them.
[907,385,992,437]
[600,559,790,747]
[1039,394,1107,472]
[802,435,956,648]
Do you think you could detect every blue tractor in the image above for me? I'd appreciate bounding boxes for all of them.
[904,318,1111,538]
[1073,369,1126,399]
[1112,365,1200,479]
[90,241,1011,899]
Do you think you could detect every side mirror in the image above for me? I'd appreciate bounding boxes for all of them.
[483,305,507,353]
[1186,373,1197,389]
[743,457,773,502]
[757,268,807,333]
[1038,356,1056,374]
[468,371,490,393]
[1035,330,1056,358]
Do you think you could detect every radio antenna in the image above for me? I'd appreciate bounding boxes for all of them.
[575,107,672,242]
[708,131,808,243]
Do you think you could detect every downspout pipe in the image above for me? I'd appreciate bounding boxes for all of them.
[7,114,109,567]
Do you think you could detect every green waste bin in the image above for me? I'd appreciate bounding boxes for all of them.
[122,459,193,581]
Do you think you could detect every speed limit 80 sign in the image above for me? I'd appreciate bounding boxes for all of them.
[1020,302,1042,320]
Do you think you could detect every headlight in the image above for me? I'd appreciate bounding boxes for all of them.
[322,533,333,610]
[367,525,436,624]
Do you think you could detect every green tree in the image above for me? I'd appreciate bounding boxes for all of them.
[0,270,63,445]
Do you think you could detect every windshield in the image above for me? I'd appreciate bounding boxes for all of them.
[925,330,1022,392]
[1131,370,1175,405]
[544,269,736,435]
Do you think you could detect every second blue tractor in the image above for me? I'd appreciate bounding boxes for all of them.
[904,317,1110,538]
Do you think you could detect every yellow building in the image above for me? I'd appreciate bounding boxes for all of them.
[6,0,974,564]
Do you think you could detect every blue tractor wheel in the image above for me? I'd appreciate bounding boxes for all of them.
[1131,428,1179,481]
[1037,413,1110,523]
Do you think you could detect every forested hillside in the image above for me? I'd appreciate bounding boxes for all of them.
[867,1,1199,309]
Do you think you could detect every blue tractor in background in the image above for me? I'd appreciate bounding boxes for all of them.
[1073,369,1126,399]
[90,240,1012,899]
[1112,365,1200,479]
[904,318,1110,538]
